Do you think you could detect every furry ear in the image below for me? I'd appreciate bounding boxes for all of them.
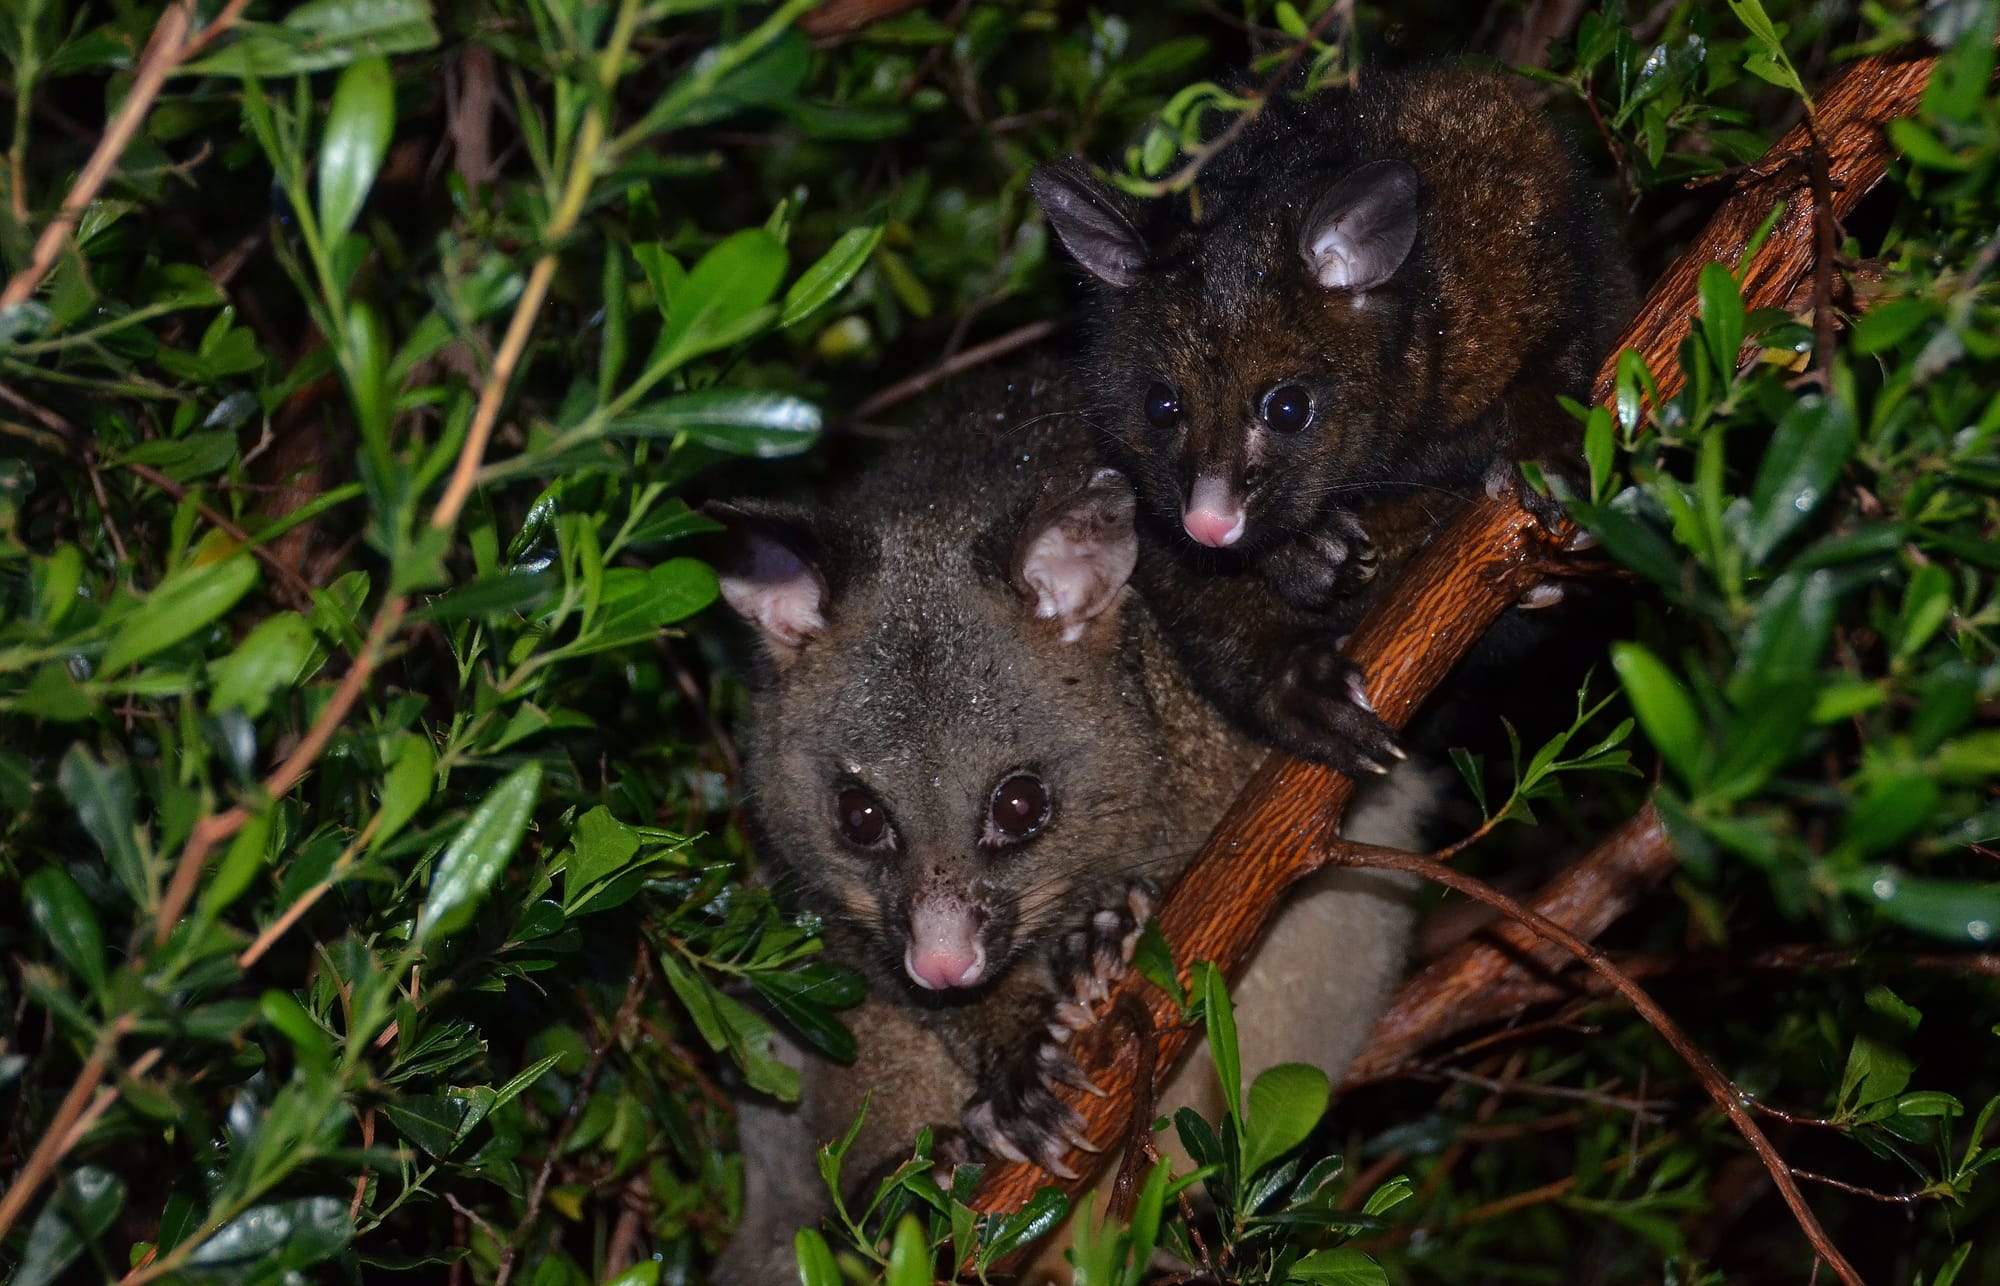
[1297,160,1422,292]
[705,502,829,657]
[1013,469,1139,643]
[1029,161,1149,289]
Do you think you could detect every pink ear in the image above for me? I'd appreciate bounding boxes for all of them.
[709,505,828,654]
[1015,469,1138,643]
[1298,160,1421,292]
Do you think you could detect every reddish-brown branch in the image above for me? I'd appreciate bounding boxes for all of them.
[1327,843,1863,1286]
[1593,51,1934,407]
[966,51,1936,1264]
[1346,804,1670,1084]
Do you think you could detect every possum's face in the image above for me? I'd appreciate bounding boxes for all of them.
[1033,159,1426,557]
[713,471,1165,1001]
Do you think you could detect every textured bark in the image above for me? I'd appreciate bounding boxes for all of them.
[1344,804,1669,1085]
[966,49,1935,1219]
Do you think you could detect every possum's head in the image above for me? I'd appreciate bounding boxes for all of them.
[1031,157,1425,557]
[711,467,1168,999]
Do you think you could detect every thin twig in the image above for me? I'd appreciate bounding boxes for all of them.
[0,1017,133,1242]
[152,600,408,946]
[0,1,243,311]
[123,461,321,604]
[1326,839,1864,1286]
[847,319,1058,421]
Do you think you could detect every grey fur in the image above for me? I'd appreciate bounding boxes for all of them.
[710,360,1429,1277]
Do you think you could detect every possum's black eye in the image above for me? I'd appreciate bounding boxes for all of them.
[835,787,891,848]
[1143,382,1181,429]
[1261,384,1314,434]
[984,773,1051,846]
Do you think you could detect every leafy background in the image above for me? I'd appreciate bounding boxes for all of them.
[0,0,1995,1283]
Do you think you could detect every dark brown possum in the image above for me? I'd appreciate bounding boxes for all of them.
[1032,67,1632,773]
[708,361,1425,1278]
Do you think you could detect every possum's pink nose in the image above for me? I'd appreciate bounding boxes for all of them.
[905,940,986,990]
[1184,476,1246,548]
[905,901,987,990]
[1184,506,1246,547]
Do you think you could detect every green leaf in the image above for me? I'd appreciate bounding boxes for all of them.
[1195,960,1242,1130]
[659,951,800,1099]
[596,559,720,634]
[1241,1063,1331,1177]
[1843,867,1999,945]
[752,967,860,1063]
[1709,679,1815,802]
[561,806,642,912]
[13,1166,126,1286]
[611,389,821,459]
[1744,395,1856,565]
[30,544,84,628]
[600,1259,662,1286]
[58,746,149,908]
[1894,561,1954,663]
[416,570,559,623]
[371,732,436,855]
[318,56,396,244]
[418,763,541,944]
[1289,1248,1390,1286]
[113,431,239,482]
[649,228,787,373]
[1838,773,1942,861]
[1610,643,1704,787]
[24,867,109,999]
[187,1195,352,1269]
[1729,569,1836,705]
[884,1214,931,1286]
[382,1093,474,1157]
[1571,496,1684,591]
[100,551,259,672]
[794,1229,841,1286]
[781,225,883,326]
[1697,261,1745,378]
[1129,919,1186,1010]
[978,1187,1069,1263]
[198,805,273,922]
[210,613,316,717]
[184,0,440,76]
[261,989,334,1074]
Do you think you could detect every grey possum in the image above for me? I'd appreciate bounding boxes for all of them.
[707,360,1428,1279]
[1031,67,1632,774]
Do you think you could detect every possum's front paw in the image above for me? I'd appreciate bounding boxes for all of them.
[1265,510,1378,611]
[960,881,1158,1178]
[1256,638,1404,776]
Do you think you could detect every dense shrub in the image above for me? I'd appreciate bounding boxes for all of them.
[0,1,1994,1283]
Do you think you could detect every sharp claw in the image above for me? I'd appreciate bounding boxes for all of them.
[1565,527,1600,552]
[965,1101,1003,1155]
[1062,1117,1102,1154]
[1047,1022,1071,1043]
[992,1132,1032,1165]
[1519,583,1564,610]
[1387,743,1408,762]
[1345,671,1376,713]
[1038,1140,1079,1180]
[1039,1044,1105,1096]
